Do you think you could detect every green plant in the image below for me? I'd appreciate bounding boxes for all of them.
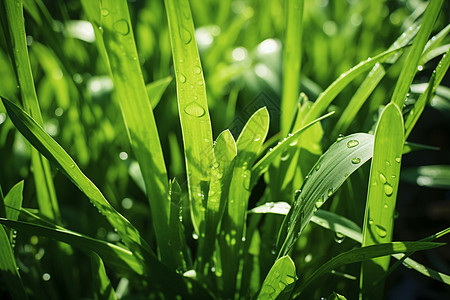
[0,0,449,299]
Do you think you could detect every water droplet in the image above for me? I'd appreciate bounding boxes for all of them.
[375,224,387,238]
[42,273,51,281]
[280,151,290,161]
[101,8,109,16]
[334,232,345,244]
[384,183,393,196]
[386,160,391,167]
[347,139,359,148]
[379,173,386,184]
[192,232,199,240]
[254,135,261,141]
[113,19,130,36]
[184,102,205,117]
[194,66,201,74]
[368,218,374,225]
[178,74,187,83]
[69,163,75,169]
[295,189,301,198]
[315,199,324,209]
[352,157,361,164]
[327,188,333,197]
[285,275,295,284]
[395,157,401,163]
[383,203,388,209]
[417,65,423,71]
[180,26,192,44]
[315,164,321,171]
[289,139,298,146]
[337,134,344,141]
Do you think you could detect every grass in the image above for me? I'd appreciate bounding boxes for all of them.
[0,0,449,299]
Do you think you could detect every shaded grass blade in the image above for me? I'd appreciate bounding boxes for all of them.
[100,0,173,266]
[401,165,450,189]
[147,76,173,109]
[281,0,303,135]
[257,256,296,300]
[164,0,214,234]
[4,181,24,223]
[360,103,404,299]
[220,107,269,296]
[294,241,444,297]
[391,0,444,108]
[2,0,61,223]
[277,133,374,257]
[1,97,151,263]
[90,252,117,300]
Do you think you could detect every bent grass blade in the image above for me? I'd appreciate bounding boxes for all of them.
[257,256,296,300]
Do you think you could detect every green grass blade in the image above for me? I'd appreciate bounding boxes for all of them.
[421,24,450,65]
[281,0,303,135]
[251,111,334,187]
[147,76,173,109]
[257,256,296,300]
[2,0,61,223]
[249,202,291,215]
[164,0,214,234]
[197,129,236,278]
[220,107,269,296]
[391,0,444,108]
[277,133,374,257]
[401,165,450,189]
[168,178,188,271]
[360,103,404,299]
[0,217,144,275]
[302,46,405,125]
[90,252,117,300]
[1,97,152,263]
[294,241,444,297]
[100,0,173,265]
[0,225,28,300]
[4,181,24,222]
[405,48,450,139]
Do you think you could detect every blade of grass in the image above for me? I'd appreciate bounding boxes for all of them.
[294,241,444,297]
[100,0,174,267]
[90,252,117,300]
[277,133,374,257]
[257,256,296,300]
[281,0,303,135]
[220,107,269,297]
[391,0,444,108]
[164,0,214,234]
[4,181,24,223]
[401,165,450,189]
[360,103,404,299]
[2,0,61,223]
[405,48,450,139]
[147,76,173,109]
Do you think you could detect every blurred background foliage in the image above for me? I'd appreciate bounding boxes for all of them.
[0,0,449,299]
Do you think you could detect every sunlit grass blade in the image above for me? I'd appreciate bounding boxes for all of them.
[4,181,24,223]
[401,165,450,189]
[257,256,296,299]
[2,0,61,223]
[251,111,335,187]
[249,202,291,215]
[420,24,450,65]
[0,217,144,275]
[405,48,450,139]
[197,130,236,279]
[360,103,404,299]
[301,46,405,125]
[391,0,444,108]
[147,76,172,109]
[277,133,374,257]
[1,97,152,262]
[100,0,173,265]
[220,107,269,296]
[164,0,214,234]
[90,252,117,300]
[168,178,188,271]
[293,241,444,297]
[281,0,303,135]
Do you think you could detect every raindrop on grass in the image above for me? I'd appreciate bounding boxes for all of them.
[384,183,393,196]
[327,188,333,197]
[352,157,361,164]
[42,273,51,281]
[375,224,387,238]
[179,74,187,83]
[101,8,109,16]
[347,139,359,148]
[194,66,201,74]
[113,19,130,35]
[395,157,401,163]
[184,102,205,117]
[379,173,387,184]
[334,232,345,244]
[180,27,192,44]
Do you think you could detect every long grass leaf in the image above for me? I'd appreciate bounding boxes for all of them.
[147,76,173,109]
[391,0,444,108]
[2,0,61,223]
[164,0,214,234]
[1,97,151,262]
[4,181,24,222]
[360,103,404,299]
[281,0,303,135]
[277,133,374,257]
[294,241,444,297]
[100,0,173,265]
[257,256,296,300]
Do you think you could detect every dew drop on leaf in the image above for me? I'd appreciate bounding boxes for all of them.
[352,157,361,164]
[101,8,109,16]
[375,224,387,238]
[113,19,130,36]
[184,102,205,117]
[384,183,393,196]
[180,26,192,44]
[379,173,386,184]
[347,139,359,148]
